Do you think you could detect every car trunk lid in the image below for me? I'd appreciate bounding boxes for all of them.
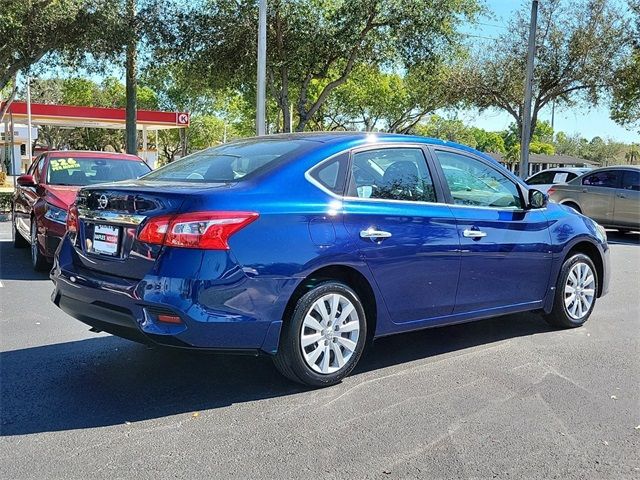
[72,181,231,279]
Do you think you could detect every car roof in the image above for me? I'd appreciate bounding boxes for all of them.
[531,167,591,173]
[44,150,143,161]
[586,165,640,172]
[248,132,503,166]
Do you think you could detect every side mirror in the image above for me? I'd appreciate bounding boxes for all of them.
[528,189,548,209]
[17,174,36,187]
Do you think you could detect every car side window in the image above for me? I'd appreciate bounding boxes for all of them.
[435,150,523,209]
[27,156,40,176]
[348,148,436,202]
[309,152,349,195]
[527,171,554,185]
[33,157,46,183]
[582,171,618,188]
[621,170,640,191]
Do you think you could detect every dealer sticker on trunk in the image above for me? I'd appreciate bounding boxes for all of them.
[93,224,120,256]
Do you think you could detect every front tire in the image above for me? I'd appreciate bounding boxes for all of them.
[30,220,51,272]
[273,281,367,387]
[544,253,598,328]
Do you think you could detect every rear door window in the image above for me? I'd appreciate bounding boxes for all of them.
[309,152,349,195]
[527,171,554,185]
[582,171,619,188]
[621,170,640,191]
[347,148,436,202]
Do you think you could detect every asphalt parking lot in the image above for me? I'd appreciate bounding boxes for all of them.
[1,221,639,479]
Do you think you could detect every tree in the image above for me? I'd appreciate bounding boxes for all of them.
[414,115,477,147]
[155,0,483,132]
[610,0,640,131]
[0,0,126,91]
[318,63,461,133]
[126,0,138,154]
[456,0,629,142]
[471,128,506,154]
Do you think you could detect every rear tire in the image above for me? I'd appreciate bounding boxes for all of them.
[13,214,28,249]
[544,253,598,328]
[30,220,51,272]
[273,281,367,387]
[562,202,582,213]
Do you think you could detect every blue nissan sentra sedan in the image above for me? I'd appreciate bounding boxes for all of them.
[51,133,610,386]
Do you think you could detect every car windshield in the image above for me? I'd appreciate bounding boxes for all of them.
[46,157,150,186]
[142,139,312,183]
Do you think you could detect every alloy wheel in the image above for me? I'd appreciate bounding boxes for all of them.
[299,293,360,375]
[564,262,596,320]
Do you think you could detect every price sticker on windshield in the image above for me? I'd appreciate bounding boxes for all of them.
[50,158,80,172]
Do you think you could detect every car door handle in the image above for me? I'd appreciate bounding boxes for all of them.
[617,193,626,198]
[360,228,392,240]
[581,188,588,193]
[463,229,487,239]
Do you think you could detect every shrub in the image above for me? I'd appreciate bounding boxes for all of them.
[0,192,12,212]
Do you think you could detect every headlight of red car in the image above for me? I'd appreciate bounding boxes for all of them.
[44,203,68,225]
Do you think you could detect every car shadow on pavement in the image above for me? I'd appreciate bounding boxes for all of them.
[0,239,50,281]
[1,311,552,436]
[605,230,639,246]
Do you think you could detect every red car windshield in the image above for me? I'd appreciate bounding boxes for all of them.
[46,157,150,186]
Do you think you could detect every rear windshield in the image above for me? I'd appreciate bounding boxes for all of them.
[46,157,150,186]
[143,139,311,183]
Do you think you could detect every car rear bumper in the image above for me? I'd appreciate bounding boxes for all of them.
[50,239,292,354]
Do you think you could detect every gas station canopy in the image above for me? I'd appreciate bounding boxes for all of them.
[4,102,190,130]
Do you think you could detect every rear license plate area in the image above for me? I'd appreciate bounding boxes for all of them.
[91,224,121,256]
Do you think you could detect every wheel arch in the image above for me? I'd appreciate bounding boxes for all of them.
[564,240,605,297]
[559,200,582,213]
[282,264,378,341]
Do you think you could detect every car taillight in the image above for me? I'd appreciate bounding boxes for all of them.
[67,204,79,233]
[547,187,556,196]
[137,211,259,250]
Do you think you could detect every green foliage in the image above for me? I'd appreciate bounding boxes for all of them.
[0,0,132,90]
[153,0,483,131]
[471,128,506,154]
[0,192,12,212]
[414,115,477,147]
[611,48,640,131]
[322,63,463,133]
[455,0,629,140]
[529,141,555,155]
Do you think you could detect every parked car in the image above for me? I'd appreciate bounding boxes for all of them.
[548,166,640,233]
[51,134,610,387]
[13,151,151,270]
[525,167,592,193]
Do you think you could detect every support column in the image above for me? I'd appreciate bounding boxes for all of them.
[142,125,148,163]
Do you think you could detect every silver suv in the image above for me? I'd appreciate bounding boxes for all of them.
[548,166,640,233]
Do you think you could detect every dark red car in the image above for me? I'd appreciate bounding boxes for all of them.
[12,151,151,270]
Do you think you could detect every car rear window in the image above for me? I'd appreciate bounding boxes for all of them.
[143,139,312,183]
[46,157,150,186]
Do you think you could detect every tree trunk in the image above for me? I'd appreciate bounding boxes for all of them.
[179,128,188,157]
[125,0,137,155]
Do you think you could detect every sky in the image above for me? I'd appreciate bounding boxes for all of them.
[459,0,638,143]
